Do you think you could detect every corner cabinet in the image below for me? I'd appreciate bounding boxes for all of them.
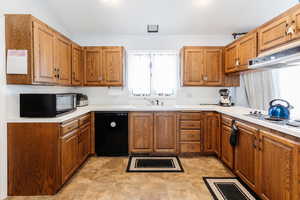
[129,112,178,154]
[83,46,124,87]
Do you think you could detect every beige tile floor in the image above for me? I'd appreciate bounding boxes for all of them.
[6,156,233,200]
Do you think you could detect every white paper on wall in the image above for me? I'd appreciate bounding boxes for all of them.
[6,50,28,74]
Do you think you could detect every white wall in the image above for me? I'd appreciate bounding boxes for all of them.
[0,1,74,199]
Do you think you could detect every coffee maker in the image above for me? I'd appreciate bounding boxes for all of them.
[219,89,233,107]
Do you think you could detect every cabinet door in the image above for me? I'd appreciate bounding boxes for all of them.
[224,44,238,73]
[221,124,234,169]
[61,130,79,183]
[259,130,298,200]
[33,22,56,84]
[182,48,205,86]
[291,9,300,40]
[71,44,83,86]
[235,122,259,192]
[55,35,72,85]
[102,47,123,86]
[203,48,223,86]
[204,112,220,154]
[238,32,257,71]
[259,16,290,51]
[84,47,104,86]
[154,112,178,153]
[129,112,154,153]
[78,125,91,165]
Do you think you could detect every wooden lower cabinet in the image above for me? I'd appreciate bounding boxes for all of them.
[259,130,299,200]
[129,112,154,153]
[78,124,91,164]
[154,112,178,153]
[203,112,220,154]
[61,129,79,183]
[221,124,234,169]
[129,112,178,154]
[235,122,259,192]
[7,113,91,196]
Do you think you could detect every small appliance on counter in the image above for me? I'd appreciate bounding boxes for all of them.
[20,93,76,117]
[268,99,293,120]
[75,93,88,107]
[219,89,234,107]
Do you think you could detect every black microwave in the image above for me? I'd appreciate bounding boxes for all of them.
[20,93,77,117]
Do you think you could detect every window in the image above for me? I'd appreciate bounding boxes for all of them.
[127,51,178,97]
[276,66,300,118]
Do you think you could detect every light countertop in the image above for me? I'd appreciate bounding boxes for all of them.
[6,104,300,139]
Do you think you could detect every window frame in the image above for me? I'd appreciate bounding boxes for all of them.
[126,50,179,98]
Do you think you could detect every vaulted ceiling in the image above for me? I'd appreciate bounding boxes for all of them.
[44,0,298,36]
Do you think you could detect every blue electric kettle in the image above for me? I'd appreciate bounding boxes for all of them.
[268,99,293,120]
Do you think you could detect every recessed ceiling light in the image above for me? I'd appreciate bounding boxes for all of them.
[99,0,119,6]
[193,0,213,7]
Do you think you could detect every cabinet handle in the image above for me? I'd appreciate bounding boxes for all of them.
[252,137,257,149]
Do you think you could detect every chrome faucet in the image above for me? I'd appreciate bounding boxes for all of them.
[144,98,164,106]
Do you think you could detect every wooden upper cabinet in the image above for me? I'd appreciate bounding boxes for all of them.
[83,46,124,86]
[71,44,83,86]
[55,34,72,85]
[6,15,74,86]
[182,47,205,86]
[129,112,154,153]
[238,32,257,70]
[203,112,220,154]
[259,130,299,200]
[291,9,300,40]
[203,48,223,86]
[259,16,290,51]
[84,47,103,86]
[224,43,238,73]
[154,112,178,153]
[33,21,56,84]
[235,122,259,193]
[182,47,229,86]
[102,47,123,86]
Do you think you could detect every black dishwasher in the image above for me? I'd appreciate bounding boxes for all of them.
[95,112,128,156]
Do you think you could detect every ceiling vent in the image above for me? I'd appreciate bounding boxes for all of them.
[147,24,159,33]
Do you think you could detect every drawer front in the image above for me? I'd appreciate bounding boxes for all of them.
[180,130,201,141]
[180,142,201,153]
[222,116,232,126]
[180,121,201,129]
[79,114,91,126]
[61,120,79,136]
[180,113,201,120]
